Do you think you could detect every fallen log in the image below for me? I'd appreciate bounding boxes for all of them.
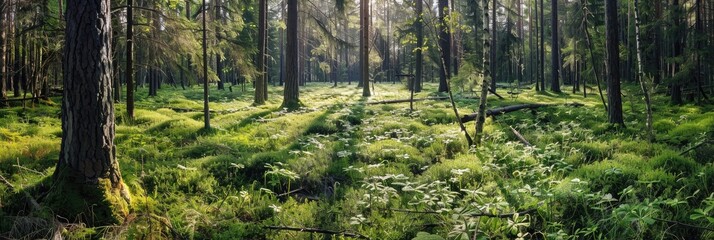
[264,225,369,239]
[461,102,584,123]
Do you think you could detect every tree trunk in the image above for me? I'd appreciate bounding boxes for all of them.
[670,0,683,105]
[126,0,134,120]
[490,0,497,92]
[550,0,561,92]
[415,0,423,92]
[634,0,654,142]
[282,0,300,109]
[255,0,267,105]
[605,0,624,125]
[361,0,371,96]
[539,0,545,91]
[51,0,130,226]
[475,0,491,146]
[202,0,210,128]
[437,0,450,93]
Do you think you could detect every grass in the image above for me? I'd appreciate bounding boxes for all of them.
[1,82,714,239]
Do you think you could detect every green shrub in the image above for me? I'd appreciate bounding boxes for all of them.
[305,120,339,135]
[649,150,698,175]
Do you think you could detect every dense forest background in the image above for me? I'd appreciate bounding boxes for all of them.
[1,0,714,239]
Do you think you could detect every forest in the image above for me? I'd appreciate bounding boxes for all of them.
[1,0,714,239]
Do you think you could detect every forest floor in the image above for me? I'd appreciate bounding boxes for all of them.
[1,82,714,239]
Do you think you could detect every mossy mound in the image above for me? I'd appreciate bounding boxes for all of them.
[43,168,131,226]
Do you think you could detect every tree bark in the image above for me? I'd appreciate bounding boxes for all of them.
[282,0,300,109]
[52,0,130,226]
[605,0,624,125]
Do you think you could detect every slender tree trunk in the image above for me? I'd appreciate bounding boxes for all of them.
[255,0,267,105]
[52,0,130,226]
[605,0,624,125]
[539,0,545,91]
[476,0,491,146]
[361,0,371,96]
[415,0,423,92]
[490,0,497,92]
[634,0,654,142]
[126,0,134,120]
[202,0,210,128]
[1,2,6,101]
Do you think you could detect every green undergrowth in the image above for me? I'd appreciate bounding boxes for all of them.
[1,83,714,239]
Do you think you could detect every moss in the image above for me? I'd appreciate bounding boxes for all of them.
[43,168,131,227]
[649,150,698,175]
[420,154,484,186]
[572,141,612,163]
[305,120,339,135]
[572,160,639,197]
[653,119,676,133]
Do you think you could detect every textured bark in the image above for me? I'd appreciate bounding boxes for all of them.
[670,0,683,105]
[255,0,267,105]
[59,0,119,183]
[438,0,450,93]
[605,0,624,125]
[360,0,370,96]
[282,0,300,109]
[414,0,423,92]
[490,0,496,92]
[53,0,130,225]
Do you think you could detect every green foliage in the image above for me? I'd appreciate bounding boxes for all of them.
[649,150,698,175]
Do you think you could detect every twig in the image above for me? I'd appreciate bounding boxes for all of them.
[14,164,46,177]
[510,126,532,147]
[654,217,714,232]
[0,174,14,189]
[277,187,304,197]
[263,225,369,239]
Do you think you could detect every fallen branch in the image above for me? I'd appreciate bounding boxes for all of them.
[510,126,532,147]
[0,174,15,189]
[461,102,584,123]
[489,88,506,100]
[386,208,537,219]
[366,97,448,105]
[263,225,369,239]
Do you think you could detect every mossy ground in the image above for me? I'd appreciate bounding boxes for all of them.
[1,82,713,239]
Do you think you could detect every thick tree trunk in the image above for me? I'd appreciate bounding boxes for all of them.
[51,0,130,226]
[605,0,624,125]
[282,0,300,109]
